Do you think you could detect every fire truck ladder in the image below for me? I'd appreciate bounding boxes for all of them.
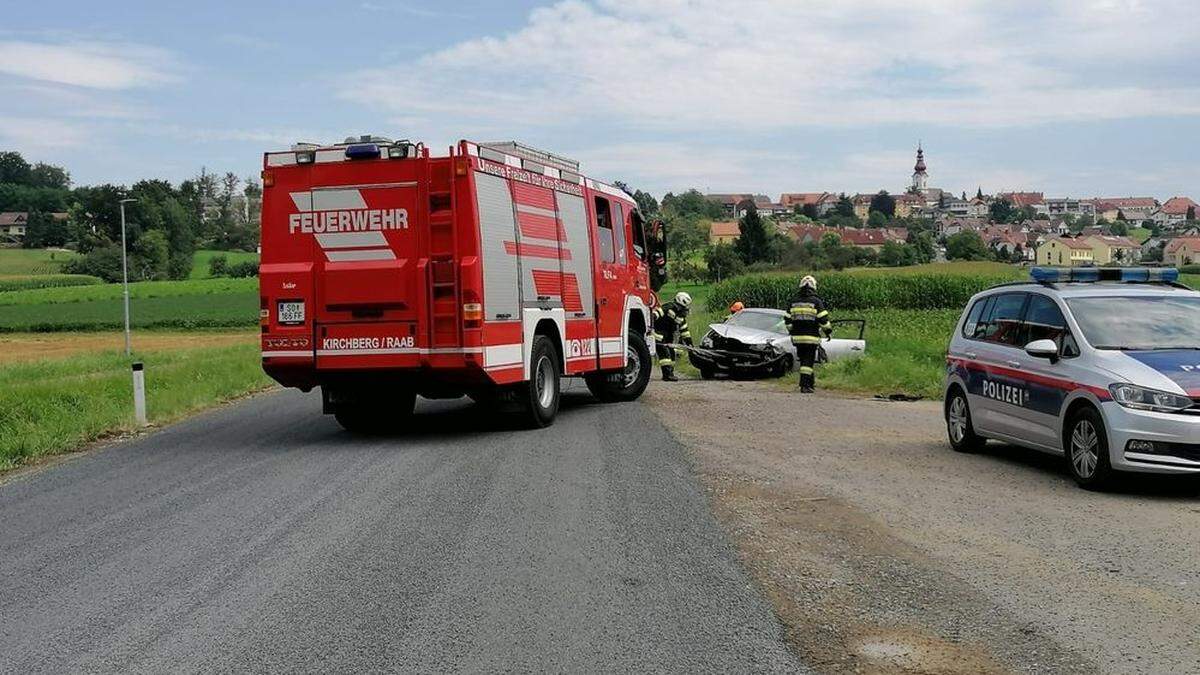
[426,154,460,349]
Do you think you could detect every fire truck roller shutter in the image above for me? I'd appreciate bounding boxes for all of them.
[510,182,564,311]
[555,191,594,318]
[474,172,521,321]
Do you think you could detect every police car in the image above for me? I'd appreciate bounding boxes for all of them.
[944,267,1200,489]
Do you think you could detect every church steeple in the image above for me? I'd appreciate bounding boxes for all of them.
[911,142,928,192]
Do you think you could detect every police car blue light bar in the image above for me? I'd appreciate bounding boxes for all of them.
[345,143,381,159]
[1030,267,1179,283]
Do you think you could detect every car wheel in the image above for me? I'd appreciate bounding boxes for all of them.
[1066,407,1115,490]
[772,355,793,378]
[699,366,716,380]
[945,387,984,453]
[517,335,560,428]
[585,331,652,402]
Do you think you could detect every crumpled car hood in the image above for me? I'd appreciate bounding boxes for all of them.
[708,323,782,345]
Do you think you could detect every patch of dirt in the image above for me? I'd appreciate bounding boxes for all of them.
[645,379,1114,674]
[0,330,257,365]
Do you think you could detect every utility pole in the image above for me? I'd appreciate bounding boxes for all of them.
[119,198,137,356]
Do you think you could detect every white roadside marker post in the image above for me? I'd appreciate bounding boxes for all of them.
[132,362,147,426]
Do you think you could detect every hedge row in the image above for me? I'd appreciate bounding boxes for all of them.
[707,271,1017,311]
[0,274,103,293]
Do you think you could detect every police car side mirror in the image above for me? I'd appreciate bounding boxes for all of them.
[1025,339,1059,362]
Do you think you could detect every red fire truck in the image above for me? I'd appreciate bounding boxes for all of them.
[259,137,667,430]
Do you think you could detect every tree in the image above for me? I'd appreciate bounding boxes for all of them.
[665,215,709,256]
[132,229,170,281]
[878,240,915,267]
[661,189,725,220]
[834,194,855,218]
[632,190,658,215]
[1109,221,1129,236]
[801,203,820,220]
[945,231,991,261]
[1188,205,1196,221]
[28,162,70,189]
[867,210,889,229]
[989,198,1015,224]
[907,230,936,264]
[21,212,68,248]
[869,191,895,218]
[0,151,32,185]
[734,206,772,264]
[704,243,743,282]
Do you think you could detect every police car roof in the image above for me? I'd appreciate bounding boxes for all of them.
[981,280,1198,299]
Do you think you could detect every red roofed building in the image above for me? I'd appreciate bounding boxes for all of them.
[997,192,1045,209]
[1164,237,1200,266]
[1090,197,1159,222]
[709,221,741,245]
[1158,197,1198,226]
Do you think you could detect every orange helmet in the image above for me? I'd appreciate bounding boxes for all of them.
[729,301,745,313]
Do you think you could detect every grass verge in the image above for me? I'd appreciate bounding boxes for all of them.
[0,248,77,275]
[190,249,260,279]
[0,340,272,472]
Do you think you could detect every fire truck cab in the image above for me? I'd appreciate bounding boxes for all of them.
[259,137,666,431]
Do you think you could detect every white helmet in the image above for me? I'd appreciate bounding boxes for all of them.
[674,291,693,308]
[800,275,817,290]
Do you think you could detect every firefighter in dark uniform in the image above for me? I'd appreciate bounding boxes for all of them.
[653,291,693,381]
[785,275,832,393]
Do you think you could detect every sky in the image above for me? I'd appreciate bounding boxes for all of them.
[3,0,1200,201]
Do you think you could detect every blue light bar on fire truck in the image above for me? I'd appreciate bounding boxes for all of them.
[1030,267,1180,283]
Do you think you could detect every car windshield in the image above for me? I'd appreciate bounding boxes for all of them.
[726,310,786,334]
[1066,295,1200,350]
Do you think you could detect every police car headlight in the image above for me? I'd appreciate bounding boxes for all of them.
[700,334,713,348]
[1108,384,1193,413]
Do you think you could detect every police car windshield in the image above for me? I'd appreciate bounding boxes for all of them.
[1066,295,1200,350]
[726,310,786,333]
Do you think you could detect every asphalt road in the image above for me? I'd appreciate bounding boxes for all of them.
[0,387,802,673]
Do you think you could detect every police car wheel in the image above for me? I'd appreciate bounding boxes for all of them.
[519,336,560,428]
[945,387,984,453]
[1066,408,1115,490]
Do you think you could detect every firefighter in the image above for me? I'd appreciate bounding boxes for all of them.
[653,291,693,381]
[785,275,832,393]
[725,301,745,322]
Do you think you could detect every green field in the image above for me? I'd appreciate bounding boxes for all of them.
[0,277,258,332]
[0,248,78,276]
[190,249,259,279]
[0,341,271,471]
[666,263,1199,399]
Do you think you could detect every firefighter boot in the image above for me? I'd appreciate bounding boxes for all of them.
[661,365,679,382]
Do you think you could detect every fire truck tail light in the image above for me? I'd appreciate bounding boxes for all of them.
[462,303,483,321]
[261,170,274,187]
[455,157,469,176]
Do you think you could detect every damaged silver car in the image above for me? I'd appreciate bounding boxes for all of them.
[688,308,866,380]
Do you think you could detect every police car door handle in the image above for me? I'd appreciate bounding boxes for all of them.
[1006,360,1021,368]
[964,351,978,360]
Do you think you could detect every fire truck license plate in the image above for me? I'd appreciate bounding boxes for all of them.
[277,301,305,325]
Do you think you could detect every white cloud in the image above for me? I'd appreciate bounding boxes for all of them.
[0,116,89,149]
[345,0,1200,131]
[0,40,180,89]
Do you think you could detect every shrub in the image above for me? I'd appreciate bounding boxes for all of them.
[227,261,259,278]
[208,254,229,277]
[706,270,1015,312]
[1178,265,1200,275]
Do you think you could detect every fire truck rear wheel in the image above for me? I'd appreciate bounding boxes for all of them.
[518,335,560,428]
[333,390,416,434]
[584,331,652,403]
